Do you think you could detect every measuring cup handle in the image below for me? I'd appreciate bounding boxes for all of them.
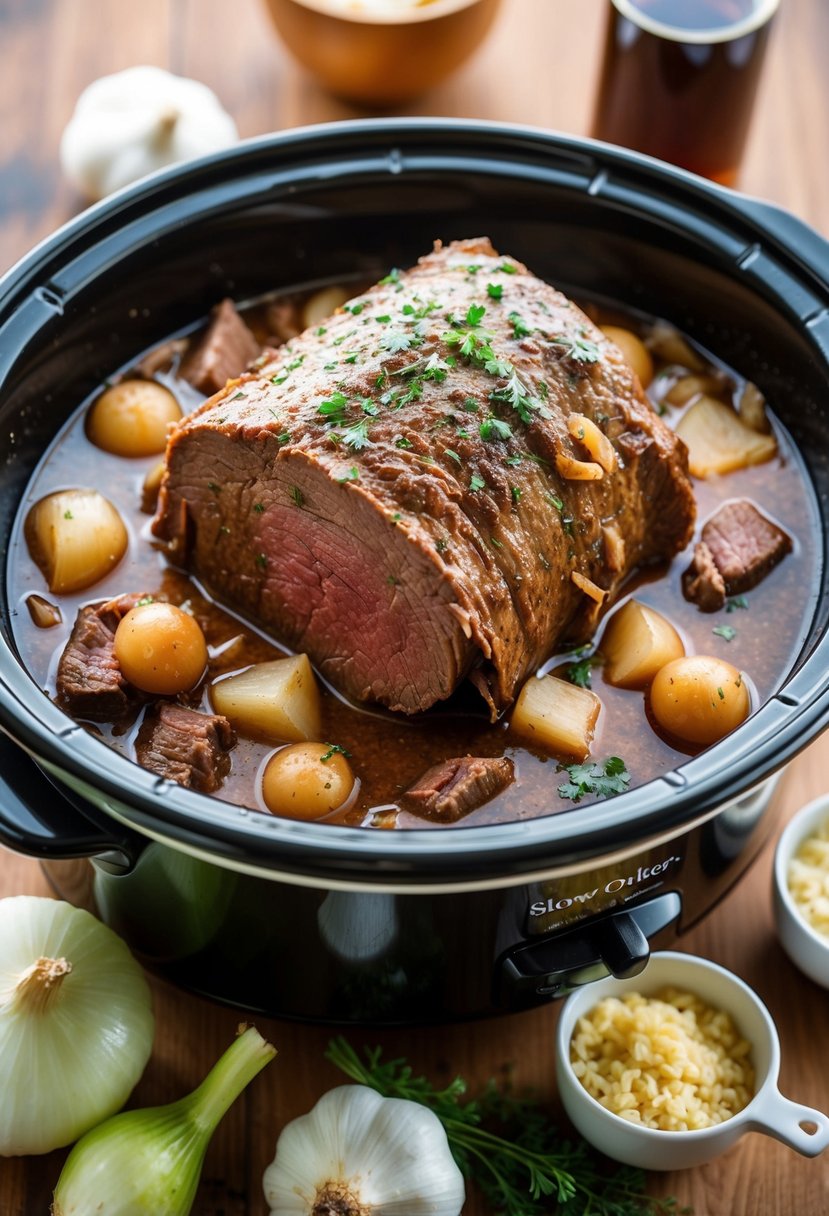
[750,1090,829,1157]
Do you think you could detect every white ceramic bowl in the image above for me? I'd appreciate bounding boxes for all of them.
[555,951,829,1170]
[774,795,829,989]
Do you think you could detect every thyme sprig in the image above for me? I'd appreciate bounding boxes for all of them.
[326,1039,684,1216]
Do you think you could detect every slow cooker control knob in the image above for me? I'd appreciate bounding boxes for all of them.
[497,891,681,1010]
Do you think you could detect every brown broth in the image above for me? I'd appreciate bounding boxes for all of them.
[6,296,818,829]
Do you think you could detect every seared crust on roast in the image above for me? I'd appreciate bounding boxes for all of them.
[154,239,695,716]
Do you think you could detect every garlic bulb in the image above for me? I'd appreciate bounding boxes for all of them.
[0,896,154,1156]
[60,65,238,201]
[263,1084,465,1215]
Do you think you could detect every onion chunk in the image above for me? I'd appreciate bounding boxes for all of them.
[512,673,601,761]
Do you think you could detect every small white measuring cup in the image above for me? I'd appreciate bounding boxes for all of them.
[555,950,829,1170]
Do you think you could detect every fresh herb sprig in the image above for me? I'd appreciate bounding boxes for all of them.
[326,1039,683,1216]
[558,756,630,803]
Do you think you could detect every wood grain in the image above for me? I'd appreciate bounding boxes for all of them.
[2,0,829,1212]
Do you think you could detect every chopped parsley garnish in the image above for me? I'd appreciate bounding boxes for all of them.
[463,397,479,413]
[231,390,246,400]
[277,431,292,445]
[63,509,73,519]
[316,326,327,336]
[380,330,416,354]
[391,512,402,522]
[337,467,360,483]
[506,454,523,466]
[255,553,268,569]
[208,481,220,494]
[379,267,401,285]
[136,596,154,607]
[565,647,604,689]
[271,355,305,385]
[508,311,532,339]
[289,486,304,508]
[727,596,749,612]
[551,333,602,365]
[387,575,399,586]
[342,417,372,450]
[342,352,359,365]
[444,448,462,465]
[558,756,630,803]
[713,624,737,642]
[375,314,391,323]
[320,743,351,763]
[344,302,364,315]
[466,302,487,327]
[253,502,264,513]
[395,436,413,449]
[318,390,349,424]
[490,536,503,549]
[435,537,449,553]
[510,485,522,504]
[486,282,503,301]
[469,473,486,492]
[495,261,517,274]
[480,416,513,442]
[717,687,725,700]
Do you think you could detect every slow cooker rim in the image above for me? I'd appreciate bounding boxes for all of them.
[2,118,829,884]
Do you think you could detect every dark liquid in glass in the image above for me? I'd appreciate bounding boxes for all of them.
[592,0,776,185]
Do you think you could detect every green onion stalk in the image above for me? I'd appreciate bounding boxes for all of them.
[52,1025,276,1216]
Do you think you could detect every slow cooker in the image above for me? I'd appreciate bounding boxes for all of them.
[1,120,829,1024]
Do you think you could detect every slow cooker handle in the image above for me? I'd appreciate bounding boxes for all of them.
[727,193,829,286]
[0,730,140,872]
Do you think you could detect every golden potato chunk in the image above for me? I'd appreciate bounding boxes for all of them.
[512,674,601,760]
[211,654,322,744]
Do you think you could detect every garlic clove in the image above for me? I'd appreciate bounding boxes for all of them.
[60,65,238,201]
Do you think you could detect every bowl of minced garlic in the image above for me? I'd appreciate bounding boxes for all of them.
[555,952,829,1170]
[774,796,829,989]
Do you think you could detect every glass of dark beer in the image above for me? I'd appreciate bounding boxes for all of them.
[591,0,780,186]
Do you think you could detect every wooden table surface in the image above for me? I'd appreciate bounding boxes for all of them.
[2,0,829,1212]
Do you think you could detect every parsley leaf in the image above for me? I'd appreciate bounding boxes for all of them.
[480,416,513,442]
[713,624,737,642]
[469,473,486,492]
[508,310,533,339]
[320,743,351,763]
[486,282,503,301]
[381,330,416,354]
[565,648,604,689]
[551,333,602,365]
[342,417,372,450]
[727,596,748,612]
[558,756,631,803]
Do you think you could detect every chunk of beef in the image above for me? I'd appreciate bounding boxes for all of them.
[684,499,791,610]
[56,593,145,721]
[135,702,235,792]
[682,541,726,613]
[154,239,695,717]
[400,755,515,823]
[179,299,260,397]
[701,499,791,593]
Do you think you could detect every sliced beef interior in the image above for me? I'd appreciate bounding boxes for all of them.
[56,593,145,721]
[684,499,791,609]
[154,238,695,717]
[135,702,235,792]
[179,299,260,397]
[401,755,515,823]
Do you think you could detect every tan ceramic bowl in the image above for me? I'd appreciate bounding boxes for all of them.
[262,0,503,105]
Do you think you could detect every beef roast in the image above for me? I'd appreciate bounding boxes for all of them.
[684,499,791,609]
[154,239,695,716]
[401,755,515,823]
[56,593,145,721]
[135,702,235,792]
[179,299,260,397]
